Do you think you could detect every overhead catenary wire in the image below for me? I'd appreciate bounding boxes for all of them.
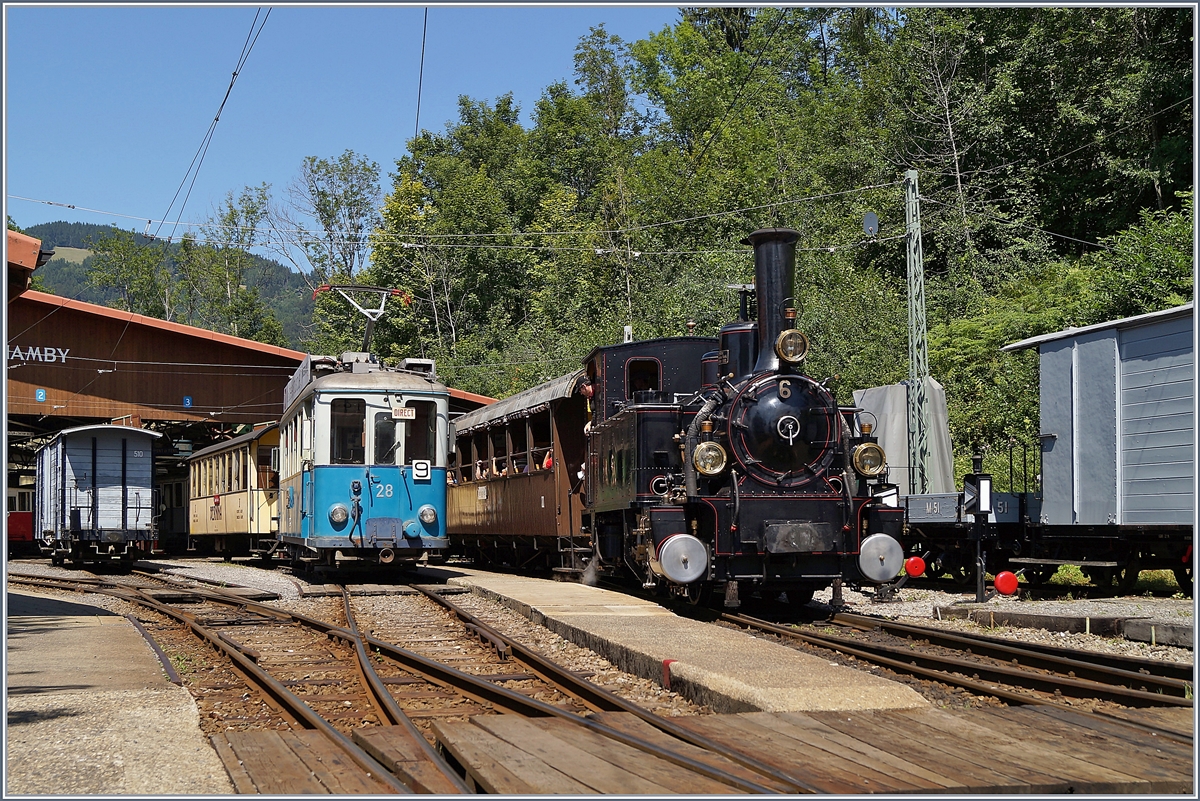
[919,195,1114,251]
[151,8,271,246]
[8,181,903,248]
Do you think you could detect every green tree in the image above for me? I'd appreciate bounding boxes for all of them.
[87,228,172,318]
[268,149,382,283]
[1088,192,1194,321]
[7,215,22,232]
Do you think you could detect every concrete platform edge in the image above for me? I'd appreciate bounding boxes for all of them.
[935,605,1194,649]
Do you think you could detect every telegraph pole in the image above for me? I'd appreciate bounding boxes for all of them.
[905,170,930,494]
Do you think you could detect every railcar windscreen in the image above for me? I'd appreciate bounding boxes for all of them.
[331,398,366,464]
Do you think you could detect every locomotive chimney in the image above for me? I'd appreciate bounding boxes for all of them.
[741,228,799,374]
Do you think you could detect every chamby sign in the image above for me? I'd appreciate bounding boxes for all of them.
[8,345,70,364]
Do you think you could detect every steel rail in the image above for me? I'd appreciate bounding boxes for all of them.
[339,587,472,794]
[724,612,1195,728]
[833,611,1195,683]
[124,613,183,685]
[829,612,1192,698]
[412,585,821,793]
[139,579,791,793]
[7,575,411,794]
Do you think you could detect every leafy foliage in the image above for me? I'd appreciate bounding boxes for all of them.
[19,7,1193,452]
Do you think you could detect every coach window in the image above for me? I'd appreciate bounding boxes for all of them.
[626,359,660,399]
[332,399,366,464]
[456,436,473,481]
[472,432,488,479]
[529,411,552,470]
[257,446,278,489]
[489,427,508,475]
[403,401,437,465]
[510,420,528,473]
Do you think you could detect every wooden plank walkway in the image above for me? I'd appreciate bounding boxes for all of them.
[215,707,1194,794]
[212,730,399,794]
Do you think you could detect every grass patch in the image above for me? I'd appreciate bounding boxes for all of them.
[50,246,91,264]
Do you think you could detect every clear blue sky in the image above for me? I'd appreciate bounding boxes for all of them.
[4,4,682,236]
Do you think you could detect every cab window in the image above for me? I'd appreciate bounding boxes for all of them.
[331,399,366,464]
[404,401,437,464]
[374,412,398,464]
[627,359,660,398]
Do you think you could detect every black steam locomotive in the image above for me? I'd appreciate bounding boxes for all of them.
[448,229,908,606]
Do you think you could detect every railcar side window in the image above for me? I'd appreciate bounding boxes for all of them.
[331,399,366,464]
[403,401,437,465]
[374,412,398,464]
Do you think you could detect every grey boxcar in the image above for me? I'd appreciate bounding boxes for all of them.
[1005,302,1194,529]
[36,424,162,565]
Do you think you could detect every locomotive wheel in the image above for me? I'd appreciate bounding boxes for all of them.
[1172,565,1192,598]
[787,588,815,606]
[685,582,712,606]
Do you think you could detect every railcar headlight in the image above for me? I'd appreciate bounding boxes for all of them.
[852,442,887,476]
[692,442,728,476]
[774,329,809,364]
[418,505,438,525]
[329,504,350,524]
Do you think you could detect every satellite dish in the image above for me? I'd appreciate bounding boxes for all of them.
[863,212,879,236]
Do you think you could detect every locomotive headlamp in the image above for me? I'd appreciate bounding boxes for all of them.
[774,329,809,364]
[329,503,350,525]
[418,504,438,525]
[692,441,728,476]
[852,442,887,476]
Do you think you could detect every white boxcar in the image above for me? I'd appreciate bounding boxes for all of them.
[36,424,162,565]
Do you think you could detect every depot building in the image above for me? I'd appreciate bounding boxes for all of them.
[6,228,491,546]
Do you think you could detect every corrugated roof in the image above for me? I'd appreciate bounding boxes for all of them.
[453,371,583,434]
[1002,302,1194,352]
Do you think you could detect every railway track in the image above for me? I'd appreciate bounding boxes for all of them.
[722,610,1193,739]
[6,571,802,793]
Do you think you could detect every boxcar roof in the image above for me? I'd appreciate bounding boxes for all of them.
[1002,302,1194,352]
[453,371,584,435]
[190,423,278,461]
[51,424,164,441]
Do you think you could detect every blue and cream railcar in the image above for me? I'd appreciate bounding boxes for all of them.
[275,353,451,568]
[188,423,280,558]
[35,424,161,565]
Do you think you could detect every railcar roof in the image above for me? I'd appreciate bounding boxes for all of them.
[453,370,584,435]
[310,370,448,393]
[190,423,278,461]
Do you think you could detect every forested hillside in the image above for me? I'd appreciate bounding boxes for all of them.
[13,7,1191,482]
[22,221,314,348]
